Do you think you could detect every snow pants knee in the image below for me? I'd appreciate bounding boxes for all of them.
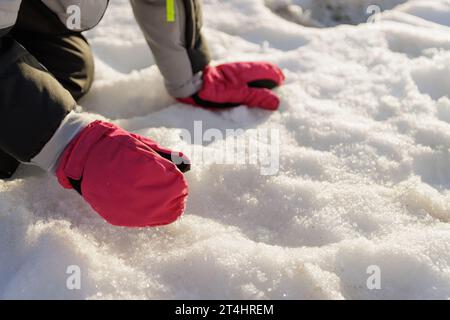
[0,1,94,178]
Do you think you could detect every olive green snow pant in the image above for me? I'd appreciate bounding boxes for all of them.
[0,1,94,178]
[0,0,210,179]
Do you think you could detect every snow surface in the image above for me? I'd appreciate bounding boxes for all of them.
[1,0,450,299]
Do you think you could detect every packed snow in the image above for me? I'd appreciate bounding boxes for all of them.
[1,0,450,299]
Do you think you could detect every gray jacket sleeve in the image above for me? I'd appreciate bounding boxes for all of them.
[130,0,210,98]
[0,0,21,36]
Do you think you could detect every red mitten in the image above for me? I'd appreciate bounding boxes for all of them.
[178,62,285,110]
[56,121,190,227]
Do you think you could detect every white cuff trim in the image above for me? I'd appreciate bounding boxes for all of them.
[31,111,93,173]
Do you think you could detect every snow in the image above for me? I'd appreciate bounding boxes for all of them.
[1,0,450,299]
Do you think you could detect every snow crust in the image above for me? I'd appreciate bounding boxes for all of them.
[1,0,450,299]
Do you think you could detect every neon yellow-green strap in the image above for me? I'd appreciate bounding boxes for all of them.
[167,0,175,22]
